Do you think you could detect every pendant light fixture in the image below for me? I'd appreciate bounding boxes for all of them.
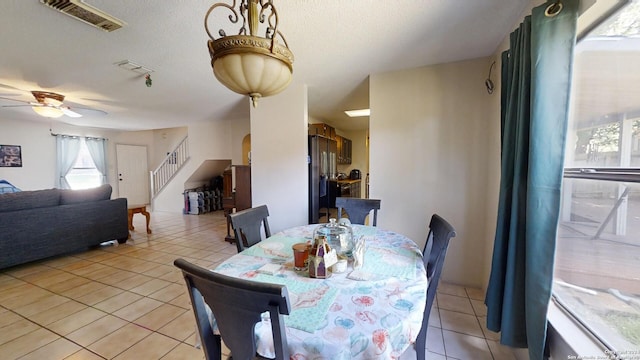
[204,0,294,107]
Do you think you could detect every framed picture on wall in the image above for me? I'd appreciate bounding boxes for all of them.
[0,145,22,167]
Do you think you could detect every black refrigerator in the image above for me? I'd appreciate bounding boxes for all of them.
[309,135,338,223]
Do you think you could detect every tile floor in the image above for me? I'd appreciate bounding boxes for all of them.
[0,210,515,360]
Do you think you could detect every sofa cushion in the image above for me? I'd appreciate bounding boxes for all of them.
[60,184,113,205]
[0,188,61,213]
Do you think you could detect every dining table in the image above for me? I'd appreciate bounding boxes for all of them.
[212,224,428,359]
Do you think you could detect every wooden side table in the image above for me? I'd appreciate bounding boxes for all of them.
[128,204,151,238]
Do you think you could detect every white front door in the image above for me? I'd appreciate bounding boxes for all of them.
[116,144,149,206]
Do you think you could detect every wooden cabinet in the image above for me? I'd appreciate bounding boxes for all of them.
[234,165,252,211]
[308,123,335,140]
[223,165,251,243]
[344,138,352,164]
[336,136,352,164]
[309,123,351,164]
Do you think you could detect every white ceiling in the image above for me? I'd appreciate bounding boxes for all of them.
[0,0,529,132]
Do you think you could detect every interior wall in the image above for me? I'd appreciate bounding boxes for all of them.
[481,57,502,291]
[184,159,232,190]
[242,135,251,165]
[152,118,237,212]
[250,83,309,233]
[151,127,188,169]
[0,117,122,193]
[370,57,496,288]
[0,113,244,213]
[230,115,251,166]
[0,118,58,190]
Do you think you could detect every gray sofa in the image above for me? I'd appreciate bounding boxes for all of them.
[0,184,129,269]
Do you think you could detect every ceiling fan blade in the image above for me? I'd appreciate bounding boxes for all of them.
[61,107,82,118]
[2,91,106,118]
[0,83,28,93]
[0,96,32,104]
[68,106,108,116]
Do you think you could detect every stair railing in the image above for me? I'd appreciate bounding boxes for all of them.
[150,136,189,197]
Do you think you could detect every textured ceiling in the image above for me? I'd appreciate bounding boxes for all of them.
[0,0,529,131]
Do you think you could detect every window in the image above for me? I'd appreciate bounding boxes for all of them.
[553,0,640,354]
[65,138,102,190]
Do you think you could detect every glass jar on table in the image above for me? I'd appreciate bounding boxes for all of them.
[313,218,354,258]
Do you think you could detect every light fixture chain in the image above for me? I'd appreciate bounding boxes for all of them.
[240,0,249,35]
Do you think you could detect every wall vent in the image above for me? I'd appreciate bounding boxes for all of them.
[40,0,125,32]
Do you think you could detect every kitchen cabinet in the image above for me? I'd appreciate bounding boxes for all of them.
[336,136,352,164]
[309,123,351,164]
[344,138,352,164]
[308,123,335,140]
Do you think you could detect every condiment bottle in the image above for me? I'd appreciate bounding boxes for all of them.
[309,235,331,278]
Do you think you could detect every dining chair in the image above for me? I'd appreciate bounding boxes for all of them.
[229,204,271,252]
[335,197,381,226]
[415,214,457,360]
[174,258,291,360]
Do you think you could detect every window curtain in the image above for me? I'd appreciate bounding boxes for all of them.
[55,135,81,189]
[85,137,107,185]
[484,1,578,360]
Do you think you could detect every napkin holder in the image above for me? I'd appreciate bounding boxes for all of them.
[309,236,338,279]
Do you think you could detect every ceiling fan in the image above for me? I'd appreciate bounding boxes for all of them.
[0,91,104,118]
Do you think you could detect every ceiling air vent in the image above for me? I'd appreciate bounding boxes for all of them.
[40,0,125,32]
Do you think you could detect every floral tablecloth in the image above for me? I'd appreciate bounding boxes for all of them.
[213,224,428,359]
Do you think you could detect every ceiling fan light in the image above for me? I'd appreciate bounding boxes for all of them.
[32,106,64,118]
[43,98,63,107]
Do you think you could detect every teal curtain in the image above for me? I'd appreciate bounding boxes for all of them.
[485,1,578,359]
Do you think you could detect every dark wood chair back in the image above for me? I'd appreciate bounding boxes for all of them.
[335,197,381,226]
[415,214,457,360]
[229,204,271,252]
[174,258,291,360]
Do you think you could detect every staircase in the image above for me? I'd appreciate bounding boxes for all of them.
[150,136,189,198]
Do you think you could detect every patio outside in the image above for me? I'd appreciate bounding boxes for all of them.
[552,1,640,355]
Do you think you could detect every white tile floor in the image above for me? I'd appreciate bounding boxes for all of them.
[0,210,515,359]
[400,282,516,360]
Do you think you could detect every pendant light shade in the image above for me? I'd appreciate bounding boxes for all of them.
[205,0,294,107]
